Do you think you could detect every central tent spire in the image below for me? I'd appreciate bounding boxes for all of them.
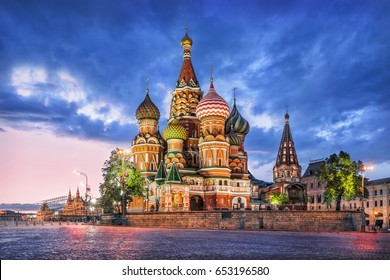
[176,27,199,88]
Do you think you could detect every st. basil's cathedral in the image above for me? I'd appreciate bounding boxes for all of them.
[128,29,303,212]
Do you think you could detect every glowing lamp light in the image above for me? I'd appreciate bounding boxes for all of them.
[362,165,373,171]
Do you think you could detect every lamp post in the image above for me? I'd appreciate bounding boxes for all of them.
[74,170,89,202]
[117,149,131,223]
[74,170,89,222]
[361,165,373,232]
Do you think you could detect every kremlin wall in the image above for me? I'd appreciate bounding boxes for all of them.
[102,211,363,232]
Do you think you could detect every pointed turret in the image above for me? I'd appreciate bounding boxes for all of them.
[177,28,199,88]
[165,163,184,184]
[67,188,72,202]
[155,160,168,185]
[273,110,301,183]
[168,28,203,169]
[76,187,80,200]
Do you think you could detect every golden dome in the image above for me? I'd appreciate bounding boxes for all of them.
[181,28,193,46]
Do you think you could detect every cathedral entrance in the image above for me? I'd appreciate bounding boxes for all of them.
[190,196,204,211]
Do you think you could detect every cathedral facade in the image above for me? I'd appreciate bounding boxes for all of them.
[129,30,252,212]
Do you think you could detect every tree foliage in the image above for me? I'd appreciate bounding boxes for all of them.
[317,151,362,211]
[270,192,290,205]
[99,149,145,213]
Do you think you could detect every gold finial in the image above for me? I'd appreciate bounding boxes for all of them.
[146,77,149,94]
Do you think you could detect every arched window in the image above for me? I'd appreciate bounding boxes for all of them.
[224,180,228,186]
[219,180,222,185]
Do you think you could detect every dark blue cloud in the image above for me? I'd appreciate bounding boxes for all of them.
[1,0,389,179]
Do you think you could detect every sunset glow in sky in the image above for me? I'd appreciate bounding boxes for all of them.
[1,0,389,203]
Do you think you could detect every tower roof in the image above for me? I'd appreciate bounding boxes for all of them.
[177,28,199,88]
[275,112,299,167]
[225,98,250,135]
[155,160,167,185]
[196,79,230,120]
[165,163,184,184]
[135,92,160,121]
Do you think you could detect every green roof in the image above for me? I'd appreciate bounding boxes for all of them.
[165,163,184,184]
[155,160,167,185]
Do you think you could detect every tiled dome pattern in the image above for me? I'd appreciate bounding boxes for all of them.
[135,93,160,121]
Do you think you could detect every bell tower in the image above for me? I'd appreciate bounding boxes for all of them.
[273,110,302,189]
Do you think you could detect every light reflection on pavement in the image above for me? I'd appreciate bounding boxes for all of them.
[0,224,389,260]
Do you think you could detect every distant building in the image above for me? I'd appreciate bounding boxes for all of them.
[62,188,87,218]
[36,202,53,221]
[0,210,22,221]
[365,177,390,228]
[300,159,330,211]
[260,111,305,208]
[301,161,389,228]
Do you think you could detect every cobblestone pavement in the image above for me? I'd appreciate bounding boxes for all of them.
[0,224,389,260]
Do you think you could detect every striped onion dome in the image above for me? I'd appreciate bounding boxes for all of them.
[226,127,242,146]
[135,93,160,121]
[163,118,188,141]
[225,100,250,135]
[196,81,230,120]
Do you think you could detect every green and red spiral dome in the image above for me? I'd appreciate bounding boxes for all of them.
[135,93,160,121]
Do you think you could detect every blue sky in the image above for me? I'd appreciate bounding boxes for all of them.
[0,0,389,203]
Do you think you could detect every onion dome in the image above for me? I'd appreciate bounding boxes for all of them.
[181,28,193,46]
[163,118,188,141]
[225,98,250,135]
[135,92,160,121]
[196,80,230,120]
[226,126,241,146]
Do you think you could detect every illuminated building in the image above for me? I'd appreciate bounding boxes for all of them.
[62,188,87,217]
[129,29,251,212]
[260,111,305,207]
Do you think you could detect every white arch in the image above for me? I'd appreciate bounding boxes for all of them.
[232,196,247,209]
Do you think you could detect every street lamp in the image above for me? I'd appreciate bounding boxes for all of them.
[74,170,89,202]
[117,148,131,223]
[74,170,89,222]
[361,165,373,232]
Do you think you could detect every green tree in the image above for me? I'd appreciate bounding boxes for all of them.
[270,192,290,205]
[99,149,145,213]
[317,151,362,211]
